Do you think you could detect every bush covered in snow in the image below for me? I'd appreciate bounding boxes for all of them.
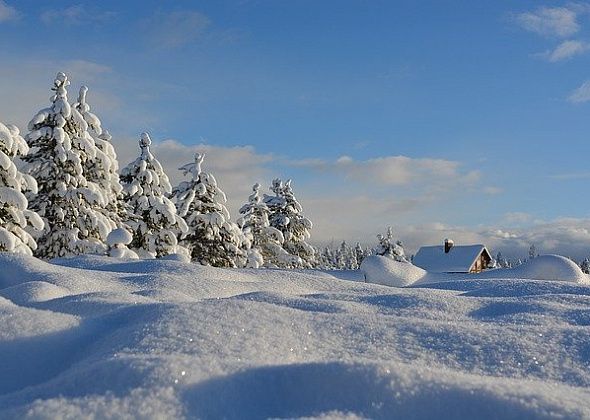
[106,227,138,259]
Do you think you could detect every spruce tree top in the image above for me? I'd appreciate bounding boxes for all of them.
[121,133,173,197]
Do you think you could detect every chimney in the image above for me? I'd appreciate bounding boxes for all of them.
[444,238,454,254]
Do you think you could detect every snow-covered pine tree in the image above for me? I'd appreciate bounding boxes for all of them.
[263,178,315,268]
[171,153,246,267]
[580,258,590,274]
[73,86,130,227]
[528,244,537,260]
[335,241,354,269]
[120,133,189,259]
[22,72,114,258]
[375,226,408,262]
[316,246,335,269]
[495,252,509,268]
[0,122,44,255]
[354,242,366,268]
[238,182,299,268]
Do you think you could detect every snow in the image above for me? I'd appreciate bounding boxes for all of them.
[504,254,586,283]
[0,254,590,418]
[361,255,426,287]
[413,244,488,273]
[106,228,133,246]
[363,254,590,288]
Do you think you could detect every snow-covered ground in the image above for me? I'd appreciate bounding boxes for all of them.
[1,254,590,419]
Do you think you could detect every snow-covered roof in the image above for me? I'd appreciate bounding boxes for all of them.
[413,244,490,273]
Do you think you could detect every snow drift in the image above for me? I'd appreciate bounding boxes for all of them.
[360,255,426,287]
[500,254,587,283]
[362,254,590,288]
[1,253,590,418]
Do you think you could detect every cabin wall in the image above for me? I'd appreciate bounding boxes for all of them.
[469,253,491,273]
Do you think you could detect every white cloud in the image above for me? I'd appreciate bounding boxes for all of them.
[514,6,580,37]
[539,39,590,61]
[480,218,590,260]
[568,80,590,103]
[142,10,210,49]
[289,155,480,190]
[40,5,116,26]
[109,140,488,248]
[304,195,433,246]
[396,218,590,261]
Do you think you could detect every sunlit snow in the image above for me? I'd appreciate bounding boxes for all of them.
[0,253,589,418]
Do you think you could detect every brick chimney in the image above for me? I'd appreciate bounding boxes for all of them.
[444,238,454,253]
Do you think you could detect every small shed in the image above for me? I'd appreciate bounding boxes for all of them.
[413,239,492,273]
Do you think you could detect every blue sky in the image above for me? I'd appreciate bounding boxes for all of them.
[2,1,590,259]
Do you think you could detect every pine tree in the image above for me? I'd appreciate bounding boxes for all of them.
[73,86,130,227]
[120,133,189,259]
[171,153,246,267]
[495,252,509,268]
[528,244,537,260]
[238,183,299,268]
[0,122,44,255]
[317,246,335,269]
[354,242,366,268]
[581,258,590,274]
[335,241,355,269]
[22,72,112,258]
[375,226,408,262]
[263,178,315,268]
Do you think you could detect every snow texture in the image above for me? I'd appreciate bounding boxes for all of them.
[363,254,590,288]
[361,255,427,287]
[106,228,133,246]
[0,253,590,418]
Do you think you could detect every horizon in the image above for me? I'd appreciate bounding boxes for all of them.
[2,1,590,259]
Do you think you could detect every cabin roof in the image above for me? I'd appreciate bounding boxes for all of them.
[413,244,490,273]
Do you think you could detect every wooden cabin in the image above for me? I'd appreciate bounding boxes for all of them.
[413,239,492,273]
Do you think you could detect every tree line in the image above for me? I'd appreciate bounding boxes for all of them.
[0,72,403,269]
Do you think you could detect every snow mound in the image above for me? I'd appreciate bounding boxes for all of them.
[361,255,426,287]
[368,254,589,288]
[106,228,132,246]
[503,255,588,283]
[0,281,71,305]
